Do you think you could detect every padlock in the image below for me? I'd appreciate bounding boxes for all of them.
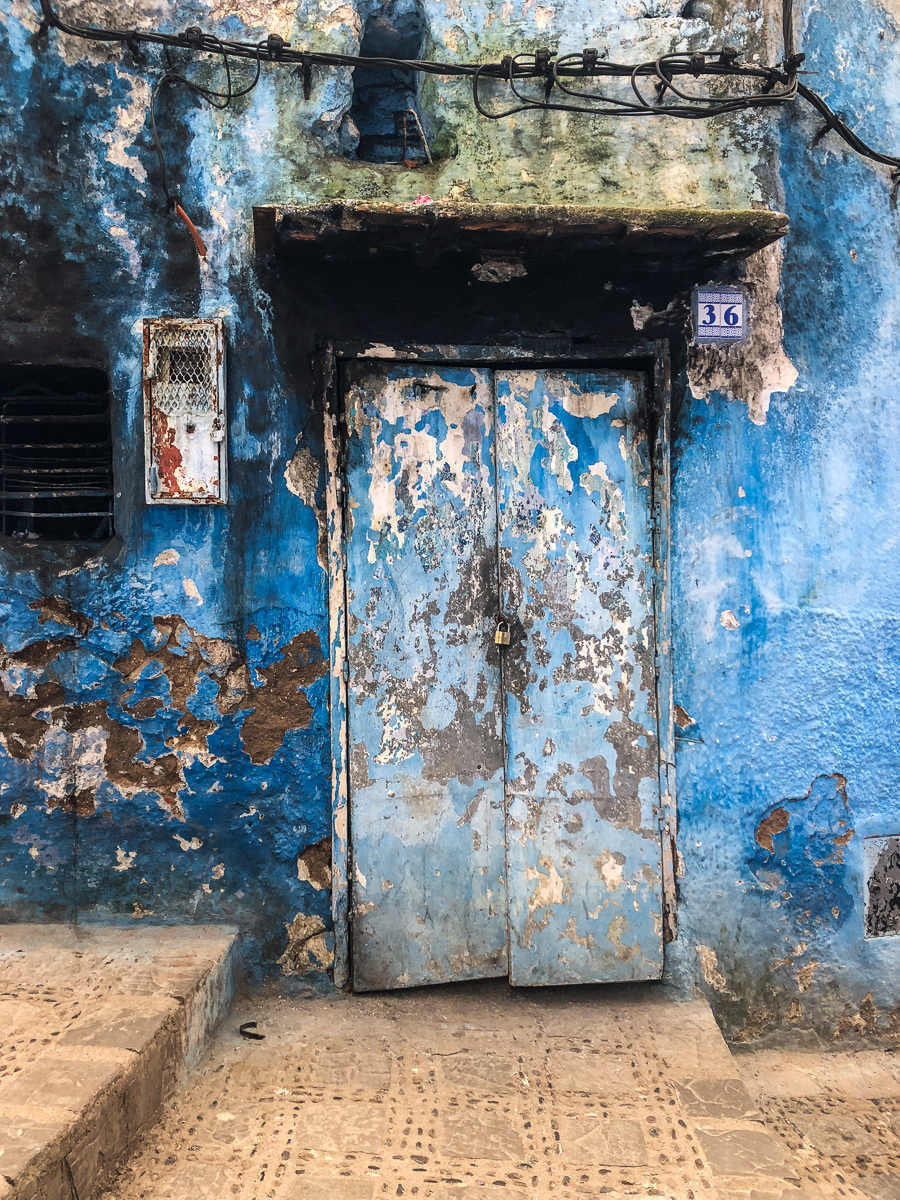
[494,620,511,646]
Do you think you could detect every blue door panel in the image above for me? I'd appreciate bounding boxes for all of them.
[344,364,508,991]
[496,370,663,985]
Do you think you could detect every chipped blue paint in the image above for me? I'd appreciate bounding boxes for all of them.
[497,369,663,984]
[0,0,898,1032]
[344,363,508,990]
[343,364,661,988]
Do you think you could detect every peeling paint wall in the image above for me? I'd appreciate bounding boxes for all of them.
[667,0,900,1037]
[0,0,899,1023]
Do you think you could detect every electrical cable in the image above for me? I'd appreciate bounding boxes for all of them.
[34,0,900,241]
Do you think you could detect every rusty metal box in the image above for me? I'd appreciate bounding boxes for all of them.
[143,318,227,505]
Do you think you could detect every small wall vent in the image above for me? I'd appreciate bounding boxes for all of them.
[865,835,900,938]
[143,318,226,505]
[0,365,114,542]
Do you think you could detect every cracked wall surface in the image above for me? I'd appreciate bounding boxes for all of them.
[666,0,900,1036]
[0,0,898,1016]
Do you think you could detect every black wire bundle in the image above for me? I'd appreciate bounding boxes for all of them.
[150,43,263,207]
[35,0,900,216]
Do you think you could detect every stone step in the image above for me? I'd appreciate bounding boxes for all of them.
[0,925,238,1200]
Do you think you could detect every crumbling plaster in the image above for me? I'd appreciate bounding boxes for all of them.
[0,0,898,1029]
[666,0,900,1033]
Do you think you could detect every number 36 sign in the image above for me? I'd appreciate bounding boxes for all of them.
[691,286,747,345]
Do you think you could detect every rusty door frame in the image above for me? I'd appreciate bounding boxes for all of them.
[320,339,675,990]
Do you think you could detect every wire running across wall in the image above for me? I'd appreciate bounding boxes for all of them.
[34,0,900,236]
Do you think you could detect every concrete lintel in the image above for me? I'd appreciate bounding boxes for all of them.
[253,200,789,265]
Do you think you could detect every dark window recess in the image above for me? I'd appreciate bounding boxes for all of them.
[348,0,429,164]
[0,366,114,542]
[865,835,900,937]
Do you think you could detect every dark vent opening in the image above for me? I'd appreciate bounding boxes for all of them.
[349,1,428,164]
[866,836,900,938]
[0,365,114,543]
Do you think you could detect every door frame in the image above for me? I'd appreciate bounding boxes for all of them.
[320,339,676,990]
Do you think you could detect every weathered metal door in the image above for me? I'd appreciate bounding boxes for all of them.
[344,365,509,990]
[343,362,662,990]
[496,370,663,984]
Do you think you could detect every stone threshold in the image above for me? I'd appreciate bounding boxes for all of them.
[0,925,238,1200]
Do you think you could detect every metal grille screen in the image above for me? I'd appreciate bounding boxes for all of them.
[153,327,216,415]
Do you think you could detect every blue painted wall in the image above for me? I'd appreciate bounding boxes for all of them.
[1,0,898,1031]
[669,0,900,1038]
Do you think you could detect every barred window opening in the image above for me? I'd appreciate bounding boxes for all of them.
[0,366,114,543]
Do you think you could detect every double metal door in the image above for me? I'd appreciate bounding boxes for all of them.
[342,362,663,990]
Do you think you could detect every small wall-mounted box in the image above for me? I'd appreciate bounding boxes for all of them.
[143,317,227,505]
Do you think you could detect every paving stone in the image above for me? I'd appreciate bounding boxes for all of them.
[146,1162,239,1198]
[695,1126,798,1178]
[439,1052,521,1094]
[0,1057,122,1110]
[283,1180,375,1200]
[294,1099,386,1152]
[57,1006,174,1053]
[850,1173,900,1200]
[675,1077,761,1120]
[0,1114,67,1178]
[788,1111,886,1157]
[538,1004,626,1039]
[716,1192,825,1200]
[738,1051,900,1102]
[737,1055,822,1099]
[294,1049,392,1092]
[441,1105,525,1159]
[228,1046,292,1087]
[430,1189,520,1200]
[549,1049,645,1094]
[556,1114,648,1164]
[652,1029,737,1077]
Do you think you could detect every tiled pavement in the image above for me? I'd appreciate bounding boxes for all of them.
[95,979,899,1200]
[0,926,237,1200]
[735,1049,900,1200]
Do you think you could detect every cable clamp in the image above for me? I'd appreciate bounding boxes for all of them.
[182,26,204,50]
[266,33,288,60]
[582,47,598,74]
[761,68,787,93]
[534,47,552,75]
[301,52,312,100]
[718,47,739,67]
[126,31,144,62]
[689,53,704,76]
[811,110,847,147]
[784,52,806,73]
